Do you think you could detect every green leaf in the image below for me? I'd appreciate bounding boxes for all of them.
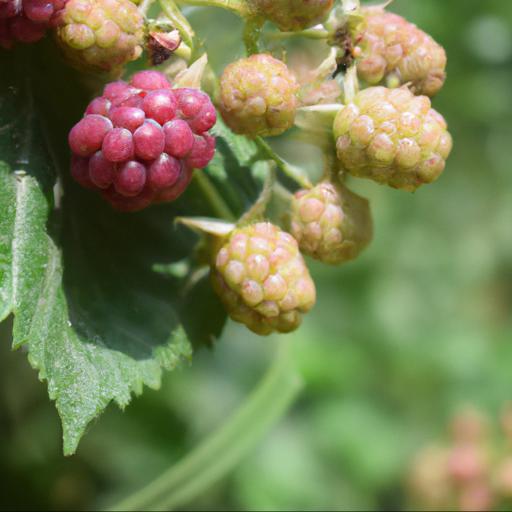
[0,42,262,454]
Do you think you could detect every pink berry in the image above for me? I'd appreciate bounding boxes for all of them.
[102,186,155,212]
[130,70,171,91]
[142,89,177,125]
[147,153,181,190]
[71,155,94,189]
[103,81,137,106]
[175,88,204,118]
[68,115,113,157]
[163,119,194,158]
[114,160,147,197]
[102,127,134,162]
[133,121,165,160]
[24,0,54,22]
[189,102,217,133]
[89,151,115,189]
[86,97,112,116]
[186,134,216,169]
[156,166,194,203]
[111,107,145,132]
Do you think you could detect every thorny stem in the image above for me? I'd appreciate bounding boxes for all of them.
[254,137,312,190]
[193,170,236,221]
[159,0,195,51]
[175,0,250,16]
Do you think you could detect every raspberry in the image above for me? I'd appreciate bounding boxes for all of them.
[211,222,316,335]
[219,54,299,137]
[68,70,217,211]
[290,182,372,265]
[0,0,67,48]
[55,0,144,73]
[353,7,447,97]
[248,0,334,32]
[333,86,453,191]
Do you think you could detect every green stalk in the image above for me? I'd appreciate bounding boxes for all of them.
[107,341,302,511]
[255,137,312,190]
[193,170,236,221]
[243,17,264,55]
[159,0,195,50]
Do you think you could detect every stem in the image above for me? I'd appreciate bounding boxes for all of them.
[108,341,302,511]
[139,0,155,16]
[159,0,195,50]
[243,17,264,55]
[238,162,276,225]
[342,65,359,104]
[193,170,236,221]
[254,137,312,190]
[175,0,249,16]
[267,28,329,41]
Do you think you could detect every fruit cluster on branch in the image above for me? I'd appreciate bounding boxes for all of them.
[2,0,453,336]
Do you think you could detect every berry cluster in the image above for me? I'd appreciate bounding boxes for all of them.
[248,0,334,32]
[69,70,216,211]
[0,0,66,48]
[212,222,316,335]
[220,53,299,138]
[55,0,144,72]
[333,86,452,191]
[290,182,372,265]
[408,407,512,512]
[353,7,447,97]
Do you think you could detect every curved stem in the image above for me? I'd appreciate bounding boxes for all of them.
[175,0,249,16]
[193,170,236,221]
[107,340,302,512]
[139,0,156,16]
[159,0,195,51]
[254,137,312,190]
[266,28,329,41]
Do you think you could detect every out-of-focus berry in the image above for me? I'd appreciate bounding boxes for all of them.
[219,54,299,137]
[290,181,372,264]
[248,0,334,32]
[353,7,447,97]
[0,0,67,48]
[447,443,488,484]
[68,70,217,211]
[333,86,452,191]
[211,222,316,335]
[55,0,144,73]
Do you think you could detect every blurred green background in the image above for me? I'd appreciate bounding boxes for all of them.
[1,0,512,509]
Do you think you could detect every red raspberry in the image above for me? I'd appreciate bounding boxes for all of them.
[68,70,217,212]
[0,0,67,48]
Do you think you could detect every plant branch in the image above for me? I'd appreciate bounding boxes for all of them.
[159,0,195,50]
[108,340,302,511]
[266,28,329,41]
[193,170,236,221]
[243,17,264,55]
[254,137,312,190]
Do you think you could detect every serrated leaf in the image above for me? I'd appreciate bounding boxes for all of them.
[0,42,262,454]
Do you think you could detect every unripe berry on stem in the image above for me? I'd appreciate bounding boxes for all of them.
[211,222,316,335]
[219,54,299,138]
[55,0,144,73]
[248,0,334,32]
[290,182,372,265]
[333,86,452,191]
[68,70,217,211]
[353,7,447,97]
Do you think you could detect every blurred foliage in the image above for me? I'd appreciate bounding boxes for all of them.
[1,0,512,509]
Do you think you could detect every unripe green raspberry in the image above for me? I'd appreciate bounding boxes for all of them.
[354,7,447,97]
[290,182,372,264]
[333,86,453,191]
[219,54,299,137]
[56,0,144,73]
[211,222,316,335]
[248,0,334,32]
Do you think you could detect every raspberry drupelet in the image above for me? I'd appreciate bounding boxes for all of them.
[0,0,67,48]
[69,70,217,211]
